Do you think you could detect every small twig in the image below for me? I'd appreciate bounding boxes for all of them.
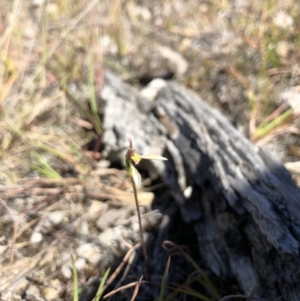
[104,243,141,293]
[129,275,143,301]
[103,281,144,299]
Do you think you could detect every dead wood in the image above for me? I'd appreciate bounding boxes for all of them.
[99,71,300,301]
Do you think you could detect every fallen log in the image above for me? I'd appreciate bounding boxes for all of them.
[99,71,300,301]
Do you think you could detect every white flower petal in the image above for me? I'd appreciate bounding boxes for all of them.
[140,155,168,161]
[131,164,142,188]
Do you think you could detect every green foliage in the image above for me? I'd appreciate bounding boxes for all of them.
[88,54,102,136]
[31,151,62,179]
[155,257,171,301]
[72,256,79,301]
[94,268,111,301]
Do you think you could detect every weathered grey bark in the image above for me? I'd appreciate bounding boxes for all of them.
[100,71,300,301]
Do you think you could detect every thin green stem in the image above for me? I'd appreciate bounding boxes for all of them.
[254,108,293,140]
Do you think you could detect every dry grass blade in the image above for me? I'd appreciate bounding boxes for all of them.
[103,243,141,292]
[129,275,143,301]
[162,240,219,300]
[103,281,144,299]
[130,175,149,267]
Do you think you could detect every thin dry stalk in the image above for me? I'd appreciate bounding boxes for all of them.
[104,243,141,292]
[130,176,149,267]
[125,138,167,271]
[103,280,144,299]
[129,275,143,301]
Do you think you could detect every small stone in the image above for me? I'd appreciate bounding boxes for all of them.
[61,263,72,279]
[13,198,28,212]
[75,257,86,271]
[184,186,193,198]
[79,220,89,236]
[23,22,37,39]
[140,79,166,101]
[96,160,111,169]
[96,208,130,231]
[273,11,293,29]
[130,210,162,231]
[47,211,65,225]
[30,232,42,243]
[87,200,106,220]
[280,87,300,114]
[26,284,40,298]
[76,243,102,264]
[98,227,118,246]
[31,0,45,7]
[44,286,60,300]
[127,4,152,21]
[157,45,188,76]
[46,3,59,17]
[100,35,118,55]
[276,41,290,58]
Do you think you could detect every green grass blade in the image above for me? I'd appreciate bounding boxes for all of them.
[156,256,171,301]
[163,287,181,301]
[72,256,79,301]
[37,142,69,161]
[94,268,110,301]
[31,151,62,179]
[88,54,102,135]
[173,287,212,301]
[179,250,219,299]
[163,241,219,299]
[254,108,293,140]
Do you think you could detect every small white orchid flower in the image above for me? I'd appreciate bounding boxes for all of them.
[125,138,167,266]
[125,138,167,188]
